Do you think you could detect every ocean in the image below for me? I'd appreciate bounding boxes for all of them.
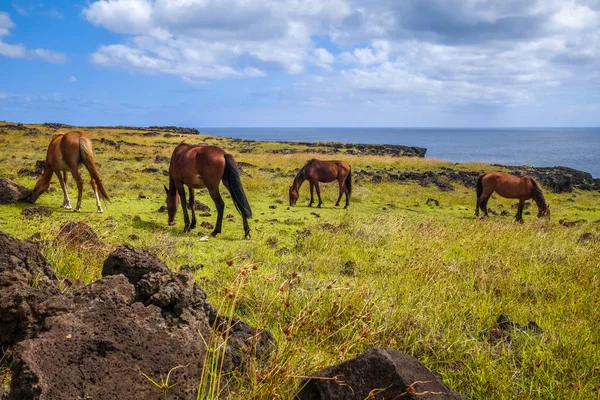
[198,127,600,178]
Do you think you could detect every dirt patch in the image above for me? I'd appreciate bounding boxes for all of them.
[56,221,102,249]
[21,206,52,218]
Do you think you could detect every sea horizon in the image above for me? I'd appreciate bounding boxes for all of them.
[199,127,600,178]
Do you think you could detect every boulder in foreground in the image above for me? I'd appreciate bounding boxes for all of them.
[296,348,464,400]
[0,232,275,400]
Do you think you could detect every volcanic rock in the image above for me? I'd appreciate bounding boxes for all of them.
[296,347,463,400]
[0,178,32,204]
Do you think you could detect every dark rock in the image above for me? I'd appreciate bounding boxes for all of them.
[567,198,575,203]
[0,232,59,356]
[2,235,275,399]
[102,244,168,285]
[141,167,160,174]
[198,212,211,217]
[500,210,511,217]
[188,200,210,212]
[200,221,214,230]
[341,261,356,277]
[296,348,463,400]
[157,205,167,213]
[512,202,531,209]
[138,193,147,199]
[127,234,139,241]
[310,212,320,218]
[0,178,32,204]
[481,314,543,346]
[17,161,45,178]
[134,156,145,161]
[578,233,598,242]
[56,222,102,249]
[559,219,587,227]
[99,138,117,146]
[426,198,440,207]
[434,181,454,191]
[487,208,498,216]
[154,155,170,163]
[143,131,160,137]
[226,214,234,219]
[269,205,277,209]
[21,206,53,218]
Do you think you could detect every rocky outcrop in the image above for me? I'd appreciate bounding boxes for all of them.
[0,178,32,204]
[297,348,463,400]
[355,165,600,193]
[0,233,275,400]
[18,160,45,178]
[269,142,427,157]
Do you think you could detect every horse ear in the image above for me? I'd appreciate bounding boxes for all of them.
[164,185,169,194]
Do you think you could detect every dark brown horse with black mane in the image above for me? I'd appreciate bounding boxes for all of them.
[29,131,109,212]
[476,172,550,222]
[289,159,351,208]
[165,143,252,239]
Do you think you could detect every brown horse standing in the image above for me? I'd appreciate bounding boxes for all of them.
[476,172,550,222]
[165,143,252,239]
[289,159,352,208]
[29,131,109,212]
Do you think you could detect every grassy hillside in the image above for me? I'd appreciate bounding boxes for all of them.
[1,123,599,399]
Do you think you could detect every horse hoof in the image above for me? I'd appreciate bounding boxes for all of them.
[73,208,80,213]
[211,231,220,237]
[245,234,251,240]
[168,221,175,226]
[97,209,103,214]
[190,223,196,230]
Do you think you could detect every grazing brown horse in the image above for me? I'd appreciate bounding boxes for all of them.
[29,131,109,212]
[165,143,252,239]
[289,159,352,208]
[476,172,550,222]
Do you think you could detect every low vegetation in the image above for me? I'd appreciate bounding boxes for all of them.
[0,122,599,399]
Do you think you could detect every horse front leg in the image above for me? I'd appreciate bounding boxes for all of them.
[188,188,197,230]
[515,200,525,223]
[177,185,191,232]
[308,182,314,207]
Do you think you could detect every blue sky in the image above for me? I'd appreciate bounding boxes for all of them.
[0,0,599,127]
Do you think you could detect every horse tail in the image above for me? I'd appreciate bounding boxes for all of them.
[79,137,110,201]
[345,168,352,197]
[476,174,484,200]
[222,154,252,219]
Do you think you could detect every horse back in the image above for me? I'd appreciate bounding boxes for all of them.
[169,144,226,188]
[308,160,349,182]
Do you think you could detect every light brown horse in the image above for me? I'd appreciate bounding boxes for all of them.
[289,159,352,208]
[165,143,252,239]
[476,172,550,222]
[29,131,109,212]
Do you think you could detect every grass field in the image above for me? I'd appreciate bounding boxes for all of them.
[1,123,599,399]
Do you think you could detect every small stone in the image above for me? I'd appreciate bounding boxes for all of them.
[200,221,214,230]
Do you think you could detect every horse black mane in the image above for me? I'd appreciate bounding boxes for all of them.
[293,159,317,187]
[531,179,546,209]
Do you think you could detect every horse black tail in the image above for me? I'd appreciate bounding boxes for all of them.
[222,154,252,219]
[476,174,484,200]
[345,169,352,196]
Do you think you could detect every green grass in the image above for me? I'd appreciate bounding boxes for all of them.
[1,123,599,399]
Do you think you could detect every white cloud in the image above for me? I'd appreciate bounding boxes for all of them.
[68,76,77,83]
[0,12,68,63]
[83,0,600,108]
[84,0,350,79]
